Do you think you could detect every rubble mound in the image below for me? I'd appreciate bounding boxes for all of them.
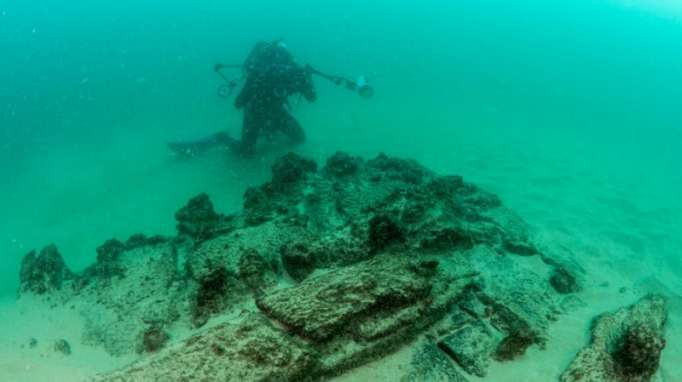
[18,152,579,381]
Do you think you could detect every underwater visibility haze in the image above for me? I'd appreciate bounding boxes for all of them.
[0,0,681,381]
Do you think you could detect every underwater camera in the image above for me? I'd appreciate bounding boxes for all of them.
[306,65,374,100]
[355,76,374,99]
[214,63,243,99]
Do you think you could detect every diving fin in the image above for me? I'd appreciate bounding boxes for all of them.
[168,132,241,159]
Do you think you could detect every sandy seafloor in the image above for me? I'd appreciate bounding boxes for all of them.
[0,106,680,381]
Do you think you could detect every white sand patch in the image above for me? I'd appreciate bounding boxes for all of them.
[0,295,133,382]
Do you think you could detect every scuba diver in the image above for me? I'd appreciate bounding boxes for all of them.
[169,39,373,158]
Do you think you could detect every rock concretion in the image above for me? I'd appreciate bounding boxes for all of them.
[560,294,667,382]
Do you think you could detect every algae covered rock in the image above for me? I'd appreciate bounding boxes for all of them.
[368,214,406,253]
[550,265,581,294]
[84,239,127,279]
[238,248,277,294]
[175,193,222,242]
[280,241,317,282]
[140,325,169,353]
[95,239,126,263]
[614,323,666,380]
[367,153,427,185]
[271,152,317,188]
[324,151,362,177]
[560,294,667,382]
[19,244,72,294]
[192,266,233,327]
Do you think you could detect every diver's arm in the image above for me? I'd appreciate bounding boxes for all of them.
[234,78,255,109]
[298,67,317,102]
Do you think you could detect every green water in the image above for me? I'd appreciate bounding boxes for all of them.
[1,0,681,307]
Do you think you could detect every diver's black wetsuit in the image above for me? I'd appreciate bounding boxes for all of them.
[169,40,316,157]
[235,41,316,155]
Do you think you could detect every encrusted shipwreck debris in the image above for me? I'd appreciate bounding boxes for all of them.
[19,152,576,381]
[560,294,667,382]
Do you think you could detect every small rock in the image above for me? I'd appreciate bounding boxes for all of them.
[54,339,71,356]
[141,326,169,353]
[549,266,580,294]
[175,193,221,242]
